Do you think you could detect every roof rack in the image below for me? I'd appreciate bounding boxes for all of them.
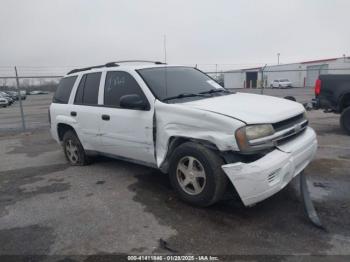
[67,64,107,75]
[105,60,165,67]
[67,60,166,75]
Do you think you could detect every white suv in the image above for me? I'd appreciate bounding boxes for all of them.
[50,61,317,207]
[271,79,293,88]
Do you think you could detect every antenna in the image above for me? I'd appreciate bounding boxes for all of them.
[163,34,168,97]
[163,34,167,63]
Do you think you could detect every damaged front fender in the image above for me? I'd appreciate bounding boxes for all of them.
[154,100,245,168]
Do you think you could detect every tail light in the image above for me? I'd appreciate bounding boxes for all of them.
[315,79,321,96]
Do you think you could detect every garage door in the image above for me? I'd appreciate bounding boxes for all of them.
[306,64,328,87]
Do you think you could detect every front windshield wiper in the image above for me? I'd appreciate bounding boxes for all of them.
[199,89,232,95]
[163,93,208,102]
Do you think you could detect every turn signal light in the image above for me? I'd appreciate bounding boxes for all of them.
[315,79,321,96]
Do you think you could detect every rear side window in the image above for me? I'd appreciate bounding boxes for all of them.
[104,71,147,107]
[53,76,77,103]
[74,75,86,104]
[74,72,101,105]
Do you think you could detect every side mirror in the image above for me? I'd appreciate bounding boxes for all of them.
[119,94,148,110]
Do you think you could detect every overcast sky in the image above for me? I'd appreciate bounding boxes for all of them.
[0,0,349,73]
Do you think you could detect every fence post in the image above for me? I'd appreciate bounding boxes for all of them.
[260,64,267,95]
[14,66,26,132]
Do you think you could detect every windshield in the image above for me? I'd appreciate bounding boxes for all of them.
[280,79,289,82]
[137,67,225,101]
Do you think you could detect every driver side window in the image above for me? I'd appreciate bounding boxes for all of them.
[104,71,148,108]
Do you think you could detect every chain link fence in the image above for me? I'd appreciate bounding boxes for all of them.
[1,63,350,133]
[0,66,64,134]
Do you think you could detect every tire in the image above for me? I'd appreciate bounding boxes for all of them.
[62,130,90,165]
[340,107,350,135]
[168,142,228,207]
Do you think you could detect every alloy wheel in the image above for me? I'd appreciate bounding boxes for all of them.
[176,156,206,195]
[65,139,79,164]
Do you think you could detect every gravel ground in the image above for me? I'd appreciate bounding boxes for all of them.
[0,91,349,261]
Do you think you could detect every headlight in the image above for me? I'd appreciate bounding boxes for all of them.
[235,124,275,152]
[245,124,274,140]
[303,111,308,121]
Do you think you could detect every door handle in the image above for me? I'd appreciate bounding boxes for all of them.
[71,111,77,117]
[101,114,110,121]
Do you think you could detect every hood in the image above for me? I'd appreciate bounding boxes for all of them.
[182,92,304,124]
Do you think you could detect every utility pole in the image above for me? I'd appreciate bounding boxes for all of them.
[277,53,280,65]
[14,66,26,131]
[215,64,218,80]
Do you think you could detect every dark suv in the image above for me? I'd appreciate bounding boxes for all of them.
[314,74,350,134]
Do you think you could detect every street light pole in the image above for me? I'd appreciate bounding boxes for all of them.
[277,53,280,65]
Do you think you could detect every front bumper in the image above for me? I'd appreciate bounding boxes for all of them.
[222,127,317,206]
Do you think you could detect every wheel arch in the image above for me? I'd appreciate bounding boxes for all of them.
[57,123,77,142]
[159,136,222,173]
[339,92,350,112]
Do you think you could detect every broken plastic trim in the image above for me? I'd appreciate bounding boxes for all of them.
[300,171,325,230]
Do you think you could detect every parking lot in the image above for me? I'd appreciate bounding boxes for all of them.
[0,89,350,259]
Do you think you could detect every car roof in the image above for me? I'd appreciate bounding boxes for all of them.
[65,63,187,77]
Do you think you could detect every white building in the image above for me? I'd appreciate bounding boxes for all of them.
[224,56,350,89]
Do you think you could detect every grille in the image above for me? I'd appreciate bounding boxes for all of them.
[276,122,308,145]
[272,113,305,132]
[277,129,305,145]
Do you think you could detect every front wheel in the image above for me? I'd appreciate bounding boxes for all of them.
[169,142,228,207]
[340,107,350,135]
[62,130,90,165]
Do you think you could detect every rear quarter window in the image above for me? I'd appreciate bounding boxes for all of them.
[74,72,101,105]
[53,76,77,104]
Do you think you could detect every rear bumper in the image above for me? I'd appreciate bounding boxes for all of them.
[222,127,317,206]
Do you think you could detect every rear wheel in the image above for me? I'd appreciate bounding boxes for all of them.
[169,142,228,207]
[340,107,350,135]
[62,130,89,165]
